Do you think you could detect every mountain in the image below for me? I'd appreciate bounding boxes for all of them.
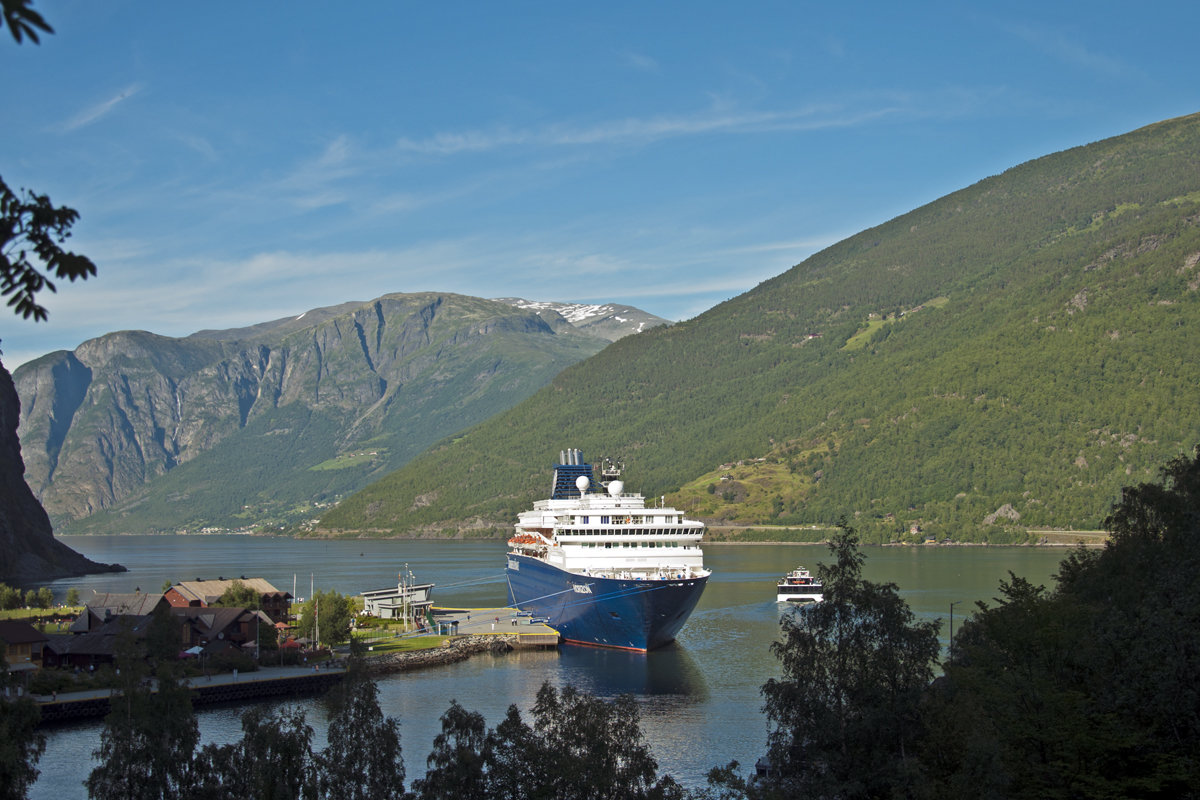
[319,112,1200,543]
[492,299,669,342]
[0,361,122,583]
[14,292,660,533]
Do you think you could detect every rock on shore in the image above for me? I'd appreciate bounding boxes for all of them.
[363,634,520,675]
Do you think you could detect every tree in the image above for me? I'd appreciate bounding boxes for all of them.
[525,683,680,800]
[0,584,20,610]
[200,706,315,800]
[65,587,80,607]
[1,175,97,321]
[33,587,52,610]
[757,521,941,799]
[411,682,680,800]
[918,445,1200,799]
[480,705,539,800]
[189,706,316,800]
[296,589,354,647]
[2,2,97,323]
[317,642,405,800]
[86,619,199,800]
[411,700,488,800]
[212,579,260,610]
[0,0,51,44]
[0,647,45,800]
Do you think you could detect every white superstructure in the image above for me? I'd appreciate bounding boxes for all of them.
[508,454,709,583]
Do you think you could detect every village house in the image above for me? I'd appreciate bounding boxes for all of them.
[71,590,169,633]
[42,614,155,670]
[164,578,292,624]
[0,620,48,681]
[172,606,273,654]
[42,600,273,670]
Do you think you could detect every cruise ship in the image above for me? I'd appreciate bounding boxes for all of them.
[505,449,710,651]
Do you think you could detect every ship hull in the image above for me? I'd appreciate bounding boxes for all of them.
[506,553,708,651]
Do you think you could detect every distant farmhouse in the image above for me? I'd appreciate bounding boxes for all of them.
[164,578,292,624]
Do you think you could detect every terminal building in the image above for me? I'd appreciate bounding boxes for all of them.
[360,572,434,626]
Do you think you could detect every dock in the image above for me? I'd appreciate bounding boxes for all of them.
[33,663,347,724]
[429,606,561,647]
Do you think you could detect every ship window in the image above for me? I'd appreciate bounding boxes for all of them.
[581,516,589,524]
[601,516,610,524]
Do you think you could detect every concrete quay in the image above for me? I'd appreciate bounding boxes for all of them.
[33,663,347,724]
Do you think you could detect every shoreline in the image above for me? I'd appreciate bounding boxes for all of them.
[57,529,1110,547]
[34,634,541,726]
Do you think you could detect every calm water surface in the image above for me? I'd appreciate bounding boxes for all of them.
[33,535,1069,797]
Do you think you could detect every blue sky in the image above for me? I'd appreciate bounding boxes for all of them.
[2,1,1197,367]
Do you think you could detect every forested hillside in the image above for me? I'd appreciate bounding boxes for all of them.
[14,293,620,533]
[321,112,1200,542]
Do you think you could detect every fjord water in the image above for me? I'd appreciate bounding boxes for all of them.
[36,536,1067,795]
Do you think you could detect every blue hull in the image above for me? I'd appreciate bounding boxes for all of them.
[505,554,708,651]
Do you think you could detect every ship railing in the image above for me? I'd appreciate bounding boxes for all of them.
[576,567,707,581]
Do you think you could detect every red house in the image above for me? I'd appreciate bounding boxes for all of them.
[164,578,292,624]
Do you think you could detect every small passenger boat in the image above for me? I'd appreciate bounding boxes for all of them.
[776,566,823,603]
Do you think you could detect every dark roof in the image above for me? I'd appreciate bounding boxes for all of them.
[43,631,117,657]
[86,591,165,617]
[0,620,48,645]
[171,606,255,637]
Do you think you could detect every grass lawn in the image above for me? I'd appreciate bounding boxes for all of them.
[0,607,81,626]
[355,633,447,654]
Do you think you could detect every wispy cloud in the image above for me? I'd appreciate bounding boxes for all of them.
[1003,23,1134,78]
[62,83,144,131]
[719,236,842,256]
[176,133,219,162]
[621,51,659,72]
[393,102,904,156]
[270,135,362,210]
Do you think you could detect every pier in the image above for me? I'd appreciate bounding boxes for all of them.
[33,664,346,724]
[427,606,560,647]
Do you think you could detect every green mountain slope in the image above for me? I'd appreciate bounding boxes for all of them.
[15,293,616,533]
[320,113,1200,542]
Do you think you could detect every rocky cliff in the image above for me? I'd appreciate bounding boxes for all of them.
[0,359,122,583]
[14,292,647,533]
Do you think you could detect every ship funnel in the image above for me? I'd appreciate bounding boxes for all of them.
[560,450,567,465]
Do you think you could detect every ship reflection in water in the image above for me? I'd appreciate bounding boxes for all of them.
[554,641,709,701]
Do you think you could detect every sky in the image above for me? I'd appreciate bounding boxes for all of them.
[2,1,1198,368]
